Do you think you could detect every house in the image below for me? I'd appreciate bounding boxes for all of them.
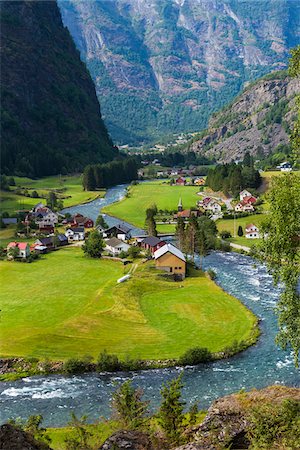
[154,243,186,279]
[140,236,166,254]
[242,195,257,205]
[105,224,132,241]
[56,233,69,246]
[7,242,30,259]
[105,237,131,256]
[31,244,47,254]
[65,227,85,242]
[207,201,222,214]
[73,214,94,228]
[31,208,58,228]
[245,224,260,239]
[235,202,254,213]
[278,161,292,172]
[175,177,186,186]
[194,177,205,186]
[239,190,253,201]
[35,237,55,250]
[38,225,55,234]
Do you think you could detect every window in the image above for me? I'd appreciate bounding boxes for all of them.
[178,267,182,269]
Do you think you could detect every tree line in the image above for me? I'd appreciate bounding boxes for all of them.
[205,153,261,197]
[82,158,138,190]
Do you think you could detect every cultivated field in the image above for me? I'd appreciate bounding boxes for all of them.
[0,247,257,360]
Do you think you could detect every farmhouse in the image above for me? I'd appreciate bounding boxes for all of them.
[73,214,94,228]
[7,242,30,259]
[245,224,260,239]
[105,224,132,241]
[105,237,131,256]
[65,227,85,242]
[35,237,55,250]
[154,243,186,279]
[239,190,253,201]
[141,236,166,254]
[175,176,186,186]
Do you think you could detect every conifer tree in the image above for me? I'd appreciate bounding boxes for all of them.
[112,380,149,429]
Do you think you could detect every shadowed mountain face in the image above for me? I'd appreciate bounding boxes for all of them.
[58,0,300,145]
[1,1,117,177]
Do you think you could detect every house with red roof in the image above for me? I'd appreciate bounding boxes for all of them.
[175,177,186,186]
[7,242,30,259]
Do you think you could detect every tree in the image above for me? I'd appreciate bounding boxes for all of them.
[83,165,96,191]
[238,225,243,237]
[288,46,300,168]
[64,413,92,450]
[257,173,300,365]
[146,216,157,237]
[46,191,58,210]
[158,374,185,444]
[128,246,141,259]
[175,217,185,251]
[197,228,209,269]
[95,213,108,229]
[9,414,51,447]
[112,380,149,429]
[82,230,104,258]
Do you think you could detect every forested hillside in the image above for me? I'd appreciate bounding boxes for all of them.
[189,72,300,163]
[1,0,117,177]
[58,0,300,145]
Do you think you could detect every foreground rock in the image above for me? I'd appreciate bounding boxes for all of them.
[100,430,154,450]
[0,424,51,450]
[176,385,300,449]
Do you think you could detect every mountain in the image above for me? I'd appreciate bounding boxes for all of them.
[1,0,117,177]
[188,71,299,162]
[58,0,300,145]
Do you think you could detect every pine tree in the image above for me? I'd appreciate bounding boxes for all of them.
[112,380,149,429]
[83,165,96,191]
[238,225,243,237]
[158,374,185,445]
[196,227,209,270]
[175,217,185,251]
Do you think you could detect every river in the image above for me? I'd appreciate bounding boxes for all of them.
[0,185,299,427]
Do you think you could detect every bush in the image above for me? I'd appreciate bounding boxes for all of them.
[97,350,121,372]
[222,340,247,357]
[220,230,232,239]
[179,347,213,365]
[63,356,93,374]
[207,268,216,280]
[237,225,243,237]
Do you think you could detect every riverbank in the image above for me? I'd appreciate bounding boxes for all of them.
[0,248,259,381]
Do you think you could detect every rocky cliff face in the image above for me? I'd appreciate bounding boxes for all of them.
[189,73,300,162]
[1,1,117,177]
[58,0,300,144]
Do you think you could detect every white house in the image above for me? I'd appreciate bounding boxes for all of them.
[105,237,131,256]
[7,242,30,259]
[245,224,260,239]
[208,201,222,214]
[239,190,252,201]
[65,227,85,242]
[235,201,255,213]
[277,161,292,172]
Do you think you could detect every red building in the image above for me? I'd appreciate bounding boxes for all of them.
[141,236,166,254]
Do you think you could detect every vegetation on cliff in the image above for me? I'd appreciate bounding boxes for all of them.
[0,1,117,177]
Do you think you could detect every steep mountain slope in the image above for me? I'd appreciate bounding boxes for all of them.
[1,1,117,177]
[189,72,299,162]
[58,0,300,145]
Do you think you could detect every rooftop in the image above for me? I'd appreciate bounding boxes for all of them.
[154,243,186,262]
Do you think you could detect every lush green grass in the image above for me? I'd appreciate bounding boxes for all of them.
[103,181,200,230]
[0,247,257,360]
[217,214,266,240]
[0,175,104,214]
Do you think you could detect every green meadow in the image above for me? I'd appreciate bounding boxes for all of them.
[0,247,257,361]
[0,174,104,214]
[103,181,200,230]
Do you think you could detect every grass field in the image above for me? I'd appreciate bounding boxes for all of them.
[0,175,104,214]
[103,181,200,230]
[0,247,257,361]
[217,214,266,240]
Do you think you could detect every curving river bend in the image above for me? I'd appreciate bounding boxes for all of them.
[0,185,299,427]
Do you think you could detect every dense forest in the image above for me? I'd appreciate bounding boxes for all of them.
[205,153,261,196]
[83,158,138,190]
[0,1,117,177]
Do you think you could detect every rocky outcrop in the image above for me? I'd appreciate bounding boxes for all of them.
[58,0,300,144]
[189,74,300,162]
[176,385,300,450]
[0,424,51,450]
[1,1,117,177]
[100,430,154,450]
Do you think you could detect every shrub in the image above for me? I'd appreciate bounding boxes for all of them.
[112,380,149,429]
[179,347,213,366]
[207,268,216,280]
[97,350,121,372]
[63,356,92,374]
[220,230,232,239]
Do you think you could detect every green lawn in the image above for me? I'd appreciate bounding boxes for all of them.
[217,214,266,240]
[0,247,257,360]
[103,181,200,231]
[0,175,104,214]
